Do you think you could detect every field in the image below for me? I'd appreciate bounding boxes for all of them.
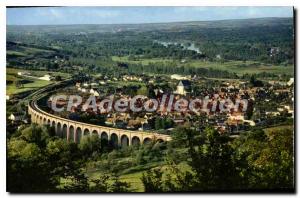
[7,44,55,57]
[6,42,71,96]
[83,125,294,193]
[6,68,70,95]
[87,166,146,192]
[6,50,26,57]
[112,56,294,76]
[187,60,294,75]
[112,56,174,65]
[264,125,294,134]
[86,156,191,192]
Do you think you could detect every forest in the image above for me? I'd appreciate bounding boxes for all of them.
[7,124,294,192]
[7,17,294,79]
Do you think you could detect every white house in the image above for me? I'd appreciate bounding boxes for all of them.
[17,71,31,76]
[229,115,245,121]
[90,88,100,96]
[244,120,256,126]
[154,88,164,96]
[287,78,294,86]
[266,111,280,116]
[228,85,235,90]
[91,82,98,86]
[171,74,190,80]
[9,113,24,122]
[75,82,81,88]
[38,74,53,81]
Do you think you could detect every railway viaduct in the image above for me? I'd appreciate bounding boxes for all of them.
[28,100,171,147]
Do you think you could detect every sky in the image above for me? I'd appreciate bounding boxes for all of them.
[6,6,293,25]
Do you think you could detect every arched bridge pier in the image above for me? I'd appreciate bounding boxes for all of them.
[28,100,171,147]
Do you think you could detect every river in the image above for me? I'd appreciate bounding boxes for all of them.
[154,40,202,54]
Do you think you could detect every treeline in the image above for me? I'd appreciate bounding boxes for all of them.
[7,124,130,192]
[65,55,239,79]
[7,18,294,64]
[142,126,294,192]
[128,62,238,78]
[7,124,294,192]
[66,55,237,79]
[150,21,294,64]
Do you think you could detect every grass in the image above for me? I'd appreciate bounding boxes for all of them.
[112,56,294,76]
[7,68,70,78]
[8,45,55,57]
[112,56,174,65]
[119,172,144,192]
[6,68,70,95]
[86,161,163,192]
[85,169,145,192]
[18,46,54,54]
[7,50,26,56]
[86,156,192,192]
[264,125,294,134]
[188,60,294,75]
[120,162,191,192]
[6,77,51,95]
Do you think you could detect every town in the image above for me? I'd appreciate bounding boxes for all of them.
[8,71,294,138]
[6,7,295,193]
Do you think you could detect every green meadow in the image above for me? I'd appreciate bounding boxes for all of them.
[112,56,294,76]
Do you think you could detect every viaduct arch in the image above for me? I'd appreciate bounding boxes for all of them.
[28,99,171,147]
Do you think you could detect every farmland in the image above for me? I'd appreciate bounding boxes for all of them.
[6,68,70,95]
[112,56,294,76]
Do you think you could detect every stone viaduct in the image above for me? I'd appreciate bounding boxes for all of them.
[28,100,171,147]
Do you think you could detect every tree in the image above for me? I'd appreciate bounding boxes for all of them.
[15,80,23,88]
[137,86,148,96]
[155,117,162,130]
[89,175,110,192]
[7,125,89,192]
[141,168,164,192]
[189,127,242,190]
[143,126,244,192]
[78,134,102,159]
[232,127,294,190]
[7,125,58,192]
[109,174,130,192]
[55,75,62,81]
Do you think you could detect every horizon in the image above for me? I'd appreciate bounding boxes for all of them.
[7,7,293,25]
[6,16,293,26]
